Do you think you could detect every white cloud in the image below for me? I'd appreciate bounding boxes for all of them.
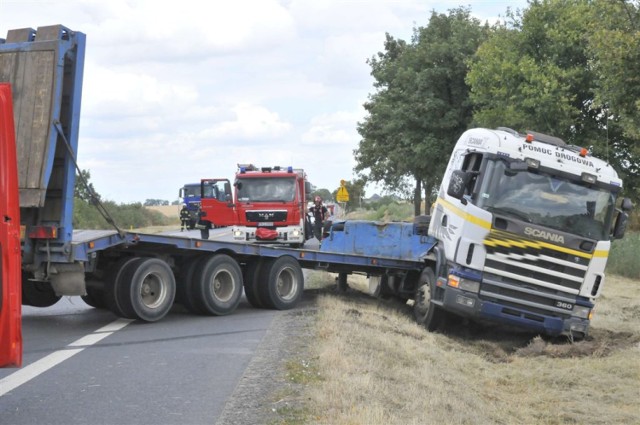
[202,103,292,140]
[302,110,361,146]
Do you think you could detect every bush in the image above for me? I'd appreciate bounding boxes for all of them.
[73,198,172,230]
[607,231,640,279]
[352,202,414,222]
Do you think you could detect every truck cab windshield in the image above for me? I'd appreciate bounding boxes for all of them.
[236,177,296,202]
[476,159,616,240]
[183,184,200,197]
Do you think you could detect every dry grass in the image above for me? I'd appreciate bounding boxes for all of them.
[146,204,181,218]
[289,272,640,425]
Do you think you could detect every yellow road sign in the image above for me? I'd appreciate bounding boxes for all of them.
[336,186,349,202]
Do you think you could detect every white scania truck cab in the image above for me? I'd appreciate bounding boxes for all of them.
[428,127,631,338]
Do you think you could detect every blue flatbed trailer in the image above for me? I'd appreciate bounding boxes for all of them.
[68,220,440,322]
[73,225,435,274]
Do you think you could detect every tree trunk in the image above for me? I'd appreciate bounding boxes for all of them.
[414,177,422,217]
[424,180,430,215]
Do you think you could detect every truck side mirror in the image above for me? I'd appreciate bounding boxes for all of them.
[612,211,629,240]
[612,198,633,240]
[447,170,470,200]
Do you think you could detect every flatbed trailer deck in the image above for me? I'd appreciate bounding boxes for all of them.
[65,220,439,322]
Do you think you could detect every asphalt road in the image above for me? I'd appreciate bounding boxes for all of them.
[0,291,280,425]
[0,227,324,424]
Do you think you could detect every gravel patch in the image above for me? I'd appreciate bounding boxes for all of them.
[215,293,319,425]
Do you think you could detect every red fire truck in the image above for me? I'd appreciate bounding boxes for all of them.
[198,164,313,246]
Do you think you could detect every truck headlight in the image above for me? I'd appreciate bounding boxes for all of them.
[292,228,301,237]
[233,229,244,238]
[573,305,591,319]
[447,275,480,293]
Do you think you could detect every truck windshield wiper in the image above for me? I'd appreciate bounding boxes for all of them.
[486,206,532,223]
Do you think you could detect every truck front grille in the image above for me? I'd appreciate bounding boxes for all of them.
[245,210,287,222]
[481,230,591,316]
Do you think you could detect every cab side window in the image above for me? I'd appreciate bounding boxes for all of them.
[461,153,483,199]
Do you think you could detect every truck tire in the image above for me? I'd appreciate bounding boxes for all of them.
[258,256,304,310]
[372,275,394,300]
[176,256,207,315]
[81,280,106,309]
[117,257,177,322]
[103,257,140,318]
[413,267,444,331]
[242,259,265,309]
[21,273,61,307]
[193,254,243,316]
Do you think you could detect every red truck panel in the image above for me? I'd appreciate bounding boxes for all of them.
[0,83,23,367]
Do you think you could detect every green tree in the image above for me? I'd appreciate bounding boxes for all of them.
[74,169,101,203]
[311,188,332,203]
[467,0,639,203]
[144,199,169,206]
[355,7,490,215]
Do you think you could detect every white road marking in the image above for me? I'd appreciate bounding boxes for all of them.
[0,318,133,397]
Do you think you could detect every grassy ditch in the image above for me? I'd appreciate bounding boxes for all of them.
[277,272,640,425]
[608,231,640,279]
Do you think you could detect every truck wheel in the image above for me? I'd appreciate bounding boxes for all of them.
[21,274,61,307]
[81,281,106,309]
[258,256,304,310]
[372,275,394,300]
[242,259,264,308]
[413,267,444,331]
[193,254,243,316]
[177,256,207,315]
[117,258,176,322]
[103,257,140,318]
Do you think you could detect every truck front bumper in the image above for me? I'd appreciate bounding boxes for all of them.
[232,226,305,244]
[439,287,590,337]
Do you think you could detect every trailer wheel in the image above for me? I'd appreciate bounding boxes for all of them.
[21,274,61,307]
[193,254,243,315]
[258,256,304,310]
[81,281,107,309]
[177,256,207,315]
[372,275,394,300]
[117,258,176,322]
[242,259,264,308]
[103,257,140,318]
[413,267,444,331]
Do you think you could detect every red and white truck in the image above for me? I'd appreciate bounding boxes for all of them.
[198,164,313,246]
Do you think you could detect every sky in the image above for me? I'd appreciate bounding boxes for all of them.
[1,0,528,204]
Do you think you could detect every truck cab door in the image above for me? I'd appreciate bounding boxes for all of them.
[0,83,22,368]
[199,179,236,227]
